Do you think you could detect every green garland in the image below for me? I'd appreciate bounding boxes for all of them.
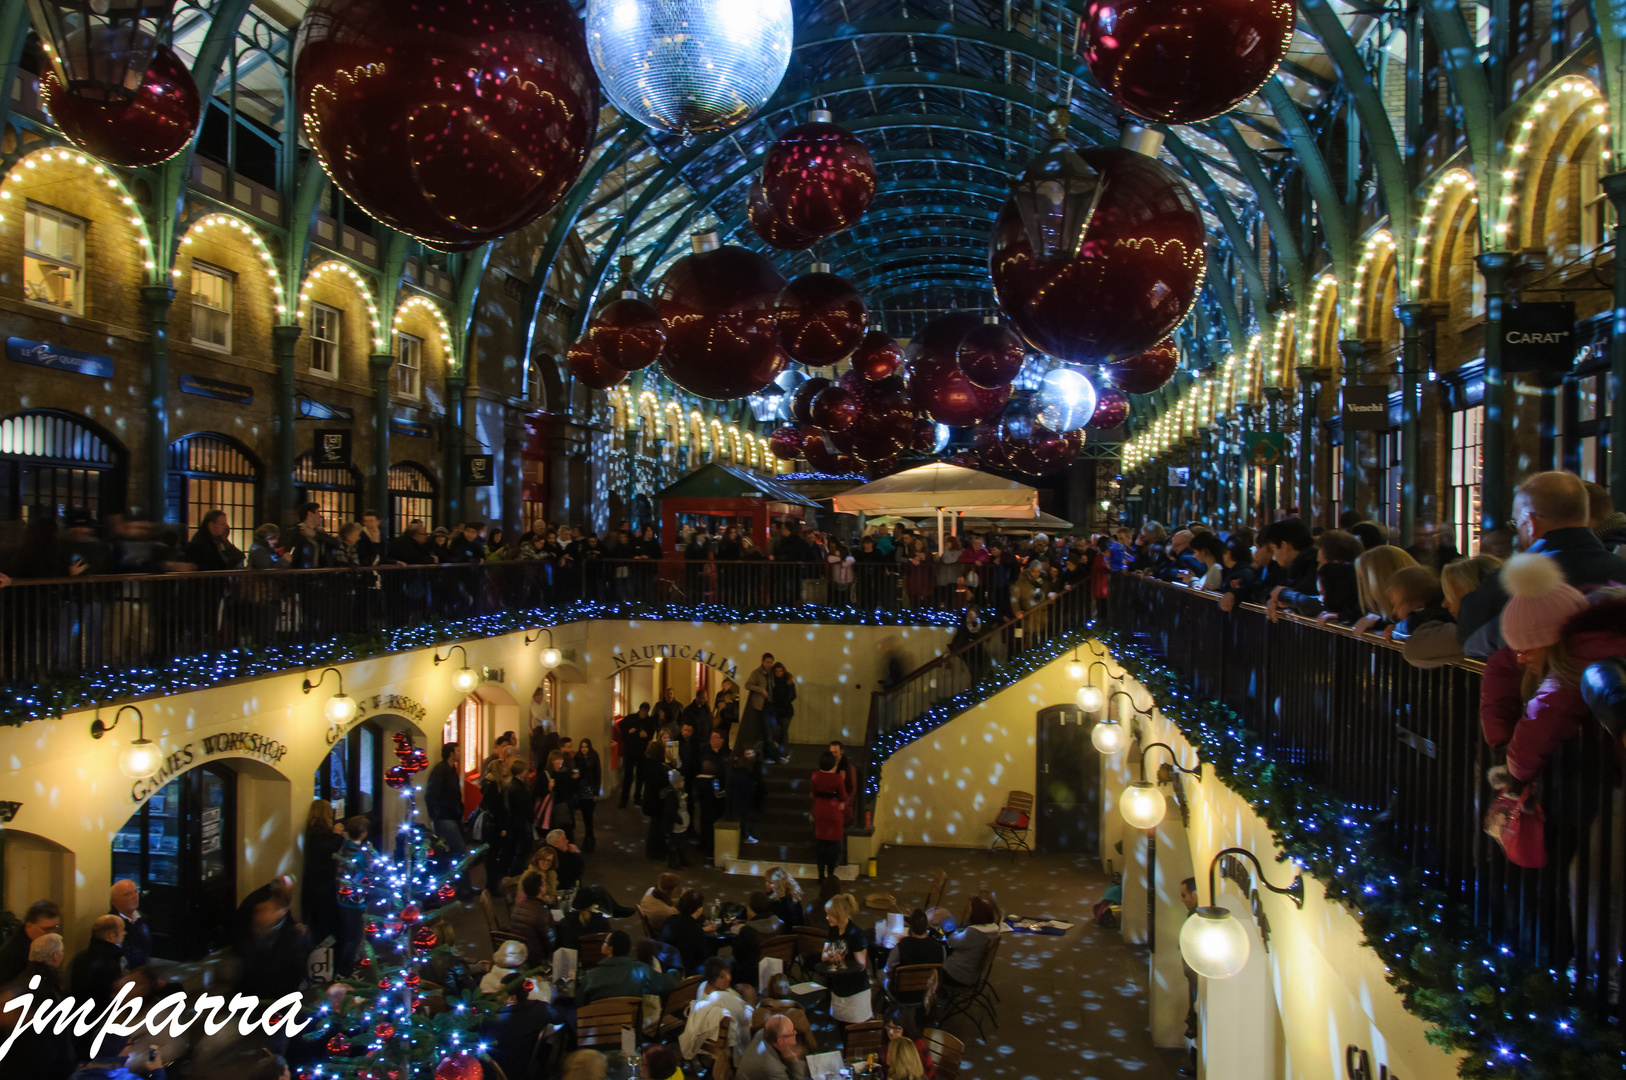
[1096,629,1624,1080]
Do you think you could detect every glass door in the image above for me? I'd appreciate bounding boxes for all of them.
[314,720,385,845]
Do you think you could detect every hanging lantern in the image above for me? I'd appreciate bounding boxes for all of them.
[1120,780,1168,829]
[26,0,174,103]
[1091,720,1126,754]
[656,234,788,400]
[776,266,869,367]
[1005,109,1106,262]
[295,0,599,247]
[42,42,200,167]
[1106,338,1180,395]
[585,0,792,137]
[761,109,878,238]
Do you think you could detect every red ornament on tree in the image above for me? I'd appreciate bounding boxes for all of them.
[437,884,458,902]
[326,1036,350,1054]
[384,765,411,790]
[810,386,860,435]
[567,337,627,391]
[435,1052,484,1080]
[399,905,421,923]
[990,145,1205,364]
[791,377,831,425]
[1082,0,1297,124]
[374,1021,396,1040]
[586,297,665,371]
[747,179,819,250]
[293,0,599,247]
[768,426,804,461]
[404,972,421,987]
[1087,386,1132,429]
[1105,337,1180,395]
[411,925,439,952]
[851,331,903,380]
[956,323,1027,389]
[761,112,878,237]
[776,272,868,367]
[42,45,201,168]
[657,238,788,400]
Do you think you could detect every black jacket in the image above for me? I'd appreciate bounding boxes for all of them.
[658,912,712,973]
[3,962,74,1080]
[69,938,125,1008]
[1458,527,1626,650]
[113,909,152,969]
[388,535,437,565]
[185,533,245,571]
[486,998,560,1080]
[427,760,464,822]
[574,751,602,802]
[236,915,311,1000]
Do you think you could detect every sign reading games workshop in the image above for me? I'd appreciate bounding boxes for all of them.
[610,644,738,680]
[129,732,290,803]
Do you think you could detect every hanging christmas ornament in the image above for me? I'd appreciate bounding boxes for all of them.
[761,109,878,237]
[791,377,831,424]
[567,337,628,392]
[374,1021,396,1040]
[747,179,820,251]
[768,426,804,461]
[810,385,860,435]
[828,412,901,462]
[410,925,438,951]
[905,312,1012,427]
[42,43,200,167]
[800,428,843,472]
[586,257,664,371]
[1105,337,1180,395]
[991,127,1205,364]
[585,0,792,137]
[907,417,938,453]
[28,0,174,104]
[1082,0,1297,124]
[1035,366,1099,433]
[294,0,599,247]
[956,319,1027,390]
[434,1053,483,1080]
[399,904,421,923]
[851,331,903,380]
[656,234,788,400]
[327,1036,350,1055]
[776,265,869,367]
[437,883,457,902]
[1087,385,1131,430]
[383,764,410,790]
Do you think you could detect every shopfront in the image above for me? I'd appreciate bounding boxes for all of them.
[314,719,387,845]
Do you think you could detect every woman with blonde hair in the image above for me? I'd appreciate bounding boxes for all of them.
[1352,545,1420,630]
[302,799,344,945]
[883,1037,927,1080]
[823,892,871,1023]
[766,866,804,929]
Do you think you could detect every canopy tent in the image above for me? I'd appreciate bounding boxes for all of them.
[832,463,1039,548]
[958,511,1075,535]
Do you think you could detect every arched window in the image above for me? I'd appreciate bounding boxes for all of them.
[167,433,260,551]
[528,359,547,409]
[293,451,362,531]
[0,409,125,521]
[388,462,437,535]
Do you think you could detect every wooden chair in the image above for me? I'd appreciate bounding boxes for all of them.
[576,995,641,1049]
[757,934,797,964]
[576,932,609,971]
[792,925,826,977]
[699,1014,733,1080]
[637,907,659,940]
[987,791,1035,856]
[884,963,941,1017]
[935,936,1001,1038]
[656,973,705,1039]
[841,1019,886,1061]
[921,1027,965,1080]
[478,891,526,955]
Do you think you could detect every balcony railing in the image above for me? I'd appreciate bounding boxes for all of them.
[1108,573,1622,1023]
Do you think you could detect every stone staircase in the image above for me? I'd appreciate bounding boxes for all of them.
[720,743,864,879]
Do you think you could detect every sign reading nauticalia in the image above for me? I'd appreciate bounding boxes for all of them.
[611,644,737,680]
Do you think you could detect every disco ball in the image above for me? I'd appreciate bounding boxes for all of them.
[1036,367,1099,433]
[586,0,794,137]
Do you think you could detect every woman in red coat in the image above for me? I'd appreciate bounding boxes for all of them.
[811,751,850,881]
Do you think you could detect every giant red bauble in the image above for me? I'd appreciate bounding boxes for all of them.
[791,377,831,424]
[434,1053,483,1080]
[776,272,868,366]
[294,0,599,247]
[905,313,1011,427]
[990,147,1205,364]
[828,411,900,462]
[768,426,804,461]
[747,179,819,251]
[810,385,860,434]
[908,417,938,452]
[801,428,843,472]
[1082,0,1297,124]
[761,120,877,237]
[851,331,903,380]
[656,245,789,399]
[1088,386,1132,429]
[567,337,626,391]
[586,297,664,371]
[42,44,201,167]
[1105,337,1180,395]
[957,323,1027,389]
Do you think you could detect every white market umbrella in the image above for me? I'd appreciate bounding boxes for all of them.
[832,462,1039,549]
[958,510,1075,535]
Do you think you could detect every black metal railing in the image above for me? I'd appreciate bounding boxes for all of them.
[1108,573,1622,1021]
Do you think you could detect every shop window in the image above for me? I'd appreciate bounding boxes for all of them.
[1329,442,1343,511]
[23,202,85,314]
[311,302,342,377]
[396,332,423,399]
[191,263,233,352]
[315,720,385,845]
[1377,428,1403,534]
[523,500,547,536]
[167,433,260,552]
[294,450,361,530]
[528,359,546,408]
[1561,371,1609,483]
[388,461,436,535]
[0,409,124,522]
[444,694,489,779]
[1450,404,1485,554]
[1579,146,1616,254]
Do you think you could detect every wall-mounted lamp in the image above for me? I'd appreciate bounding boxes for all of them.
[434,645,479,693]
[1065,646,1085,681]
[1090,688,1144,755]
[524,628,562,670]
[1119,741,1203,829]
[1179,847,1305,978]
[91,705,161,780]
[302,667,357,728]
[1074,660,1112,714]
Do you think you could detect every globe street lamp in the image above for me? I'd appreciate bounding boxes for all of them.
[1119,741,1203,830]
[1178,847,1305,979]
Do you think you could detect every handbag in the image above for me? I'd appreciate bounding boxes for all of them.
[1484,785,1546,868]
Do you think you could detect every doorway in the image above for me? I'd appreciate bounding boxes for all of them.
[315,720,386,846]
[110,764,237,961]
[1036,704,1100,856]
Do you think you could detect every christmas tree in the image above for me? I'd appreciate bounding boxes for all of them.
[304,733,501,1080]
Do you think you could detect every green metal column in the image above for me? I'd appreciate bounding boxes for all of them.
[369,354,394,517]
[1263,387,1282,523]
[1603,173,1626,502]
[141,286,176,520]
[444,370,466,526]
[1295,366,1321,522]
[272,325,303,521]
[1475,252,1517,534]
[1395,303,1433,547]
[1337,339,1366,522]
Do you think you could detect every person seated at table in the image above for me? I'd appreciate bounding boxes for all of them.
[739,1014,807,1080]
[506,843,560,905]
[941,896,1001,988]
[678,957,756,1066]
[658,889,717,973]
[559,1049,608,1080]
[751,974,817,1053]
[882,1036,928,1080]
[765,868,804,931]
[822,892,872,1024]
[556,891,612,953]
[638,1043,685,1080]
[730,891,785,988]
[578,930,681,1005]
[509,872,555,962]
[422,919,486,994]
[542,830,637,917]
[883,908,945,1003]
[882,1007,935,1078]
[639,872,683,935]
[486,971,562,1080]
[481,939,533,996]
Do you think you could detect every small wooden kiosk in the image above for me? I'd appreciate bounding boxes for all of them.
[656,462,822,553]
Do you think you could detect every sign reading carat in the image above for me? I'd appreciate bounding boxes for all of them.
[1502,301,1575,376]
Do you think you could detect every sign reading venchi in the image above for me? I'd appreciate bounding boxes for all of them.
[611,644,738,680]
